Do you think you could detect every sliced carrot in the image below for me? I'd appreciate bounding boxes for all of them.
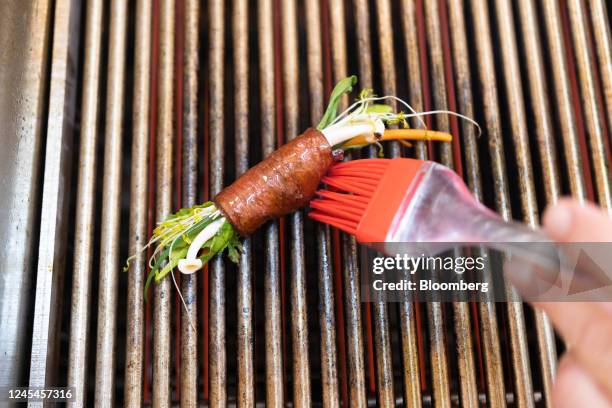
[341,128,453,149]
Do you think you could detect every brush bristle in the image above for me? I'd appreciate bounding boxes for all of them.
[309,159,392,235]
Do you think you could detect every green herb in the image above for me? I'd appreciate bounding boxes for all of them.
[138,202,243,302]
[317,75,358,130]
[197,221,241,265]
[365,104,393,114]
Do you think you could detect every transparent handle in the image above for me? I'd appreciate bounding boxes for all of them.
[386,162,561,270]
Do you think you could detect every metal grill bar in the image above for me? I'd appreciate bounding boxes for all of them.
[315,224,341,407]
[153,0,175,405]
[327,1,368,406]
[372,301,395,406]
[124,0,152,405]
[304,1,341,405]
[372,0,399,405]
[400,0,427,158]
[144,4,161,401]
[492,0,538,223]
[94,1,128,405]
[180,0,200,404]
[232,0,254,406]
[353,0,373,90]
[468,2,536,407]
[397,3,427,406]
[430,3,485,407]
[516,1,564,404]
[67,1,104,405]
[425,0,451,163]
[493,1,558,407]
[280,0,313,404]
[263,219,284,408]
[0,0,52,390]
[328,0,348,84]
[423,1,459,406]
[516,0,561,203]
[444,3,492,407]
[341,236,368,406]
[589,0,612,129]
[397,299,422,408]
[452,299,479,408]
[28,0,79,397]
[258,0,284,404]
[566,0,612,212]
[541,0,588,201]
[375,0,400,158]
[445,1,506,406]
[208,0,227,405]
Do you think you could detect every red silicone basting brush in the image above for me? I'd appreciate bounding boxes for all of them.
[310,159,609,301]
[309,158,552,247]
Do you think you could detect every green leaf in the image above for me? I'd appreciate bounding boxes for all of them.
[166,202,214,221]
[193,221,242,265]
[143,219,242,303]
[143,245,171,302]
[154,246,189,283]
[376,142,385,157]
[227,246,240,263]
[144,267,157,303]
[173,214,218,249]
[198,222,231,264]
[365,104,393,114]
[226,231,243,263]
[317,75,358,130]
[150,246,170,276]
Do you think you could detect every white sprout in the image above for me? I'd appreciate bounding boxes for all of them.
[321,94,482,147]
[322,119,385,146]
[141,205,217,269]
[177,216,226,274]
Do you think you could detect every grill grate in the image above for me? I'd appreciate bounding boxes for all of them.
[1,0,610,406]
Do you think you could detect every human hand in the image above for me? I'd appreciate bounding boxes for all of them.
[533,198,612,407]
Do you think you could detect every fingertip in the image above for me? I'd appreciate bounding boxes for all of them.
[542,199,574,240]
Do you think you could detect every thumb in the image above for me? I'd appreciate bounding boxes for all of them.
[542,198,612,242]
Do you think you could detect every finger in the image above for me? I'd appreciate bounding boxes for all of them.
[535,301,612,399]
[553,353,611,408]
[539,199,612,302]
[542,198,612,242]
[600,302,612,314]
[535,301,612,320]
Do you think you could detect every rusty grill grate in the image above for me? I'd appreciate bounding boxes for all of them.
[1,0,611,406]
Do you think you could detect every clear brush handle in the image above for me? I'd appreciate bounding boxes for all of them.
[386,162,560,270]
